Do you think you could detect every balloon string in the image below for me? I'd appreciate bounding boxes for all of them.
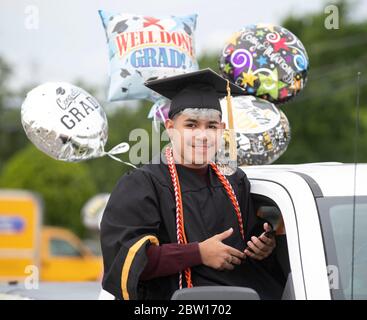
[152,101,166,132]
[153,103,160,132]
[106,153,137,168]
[158,103,166,122]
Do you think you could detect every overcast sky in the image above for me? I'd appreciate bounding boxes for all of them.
[0,0,366,93]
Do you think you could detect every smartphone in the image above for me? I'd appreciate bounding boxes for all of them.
[263,229,276,238]
[244,228,275,256]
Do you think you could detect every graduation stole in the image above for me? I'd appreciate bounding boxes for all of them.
[165,146,244,289]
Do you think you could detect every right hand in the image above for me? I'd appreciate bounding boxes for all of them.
[198,228,245,271]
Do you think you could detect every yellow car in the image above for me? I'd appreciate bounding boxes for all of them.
[40,226,102,282]
[0,190,102,283]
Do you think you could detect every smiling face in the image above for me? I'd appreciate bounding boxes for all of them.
[165,108,225,168]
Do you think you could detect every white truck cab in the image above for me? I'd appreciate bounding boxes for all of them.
[241,162,367,300]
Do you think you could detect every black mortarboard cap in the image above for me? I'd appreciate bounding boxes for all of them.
[145,68,245,119]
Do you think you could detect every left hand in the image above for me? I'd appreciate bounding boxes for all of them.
[244,223,276,260]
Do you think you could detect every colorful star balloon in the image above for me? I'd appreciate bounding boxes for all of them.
[219,24,309,105]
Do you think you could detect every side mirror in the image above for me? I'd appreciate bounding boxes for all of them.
[257,206,282,231]
[171,286,260,300]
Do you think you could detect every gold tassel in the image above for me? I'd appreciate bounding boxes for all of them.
[226,80,237,162]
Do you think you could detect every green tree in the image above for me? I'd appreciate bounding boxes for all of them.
[278,0,367,163]
[0,57,28,173]
[194,0,367,164]
[0,57,12,111]
[0,144,97,237]
[1,0,366,214]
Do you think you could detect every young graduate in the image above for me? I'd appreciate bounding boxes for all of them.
[100,69,284,300]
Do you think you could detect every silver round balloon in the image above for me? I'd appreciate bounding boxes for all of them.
[21,82,111,162]
[81,193,110,230]
[220,95,291,166]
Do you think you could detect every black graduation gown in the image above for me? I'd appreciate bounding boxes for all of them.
[100,155,284,300]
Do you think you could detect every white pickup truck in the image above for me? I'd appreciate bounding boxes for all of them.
[172,163,367,300]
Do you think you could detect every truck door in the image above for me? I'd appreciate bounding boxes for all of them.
[249,179,306,300]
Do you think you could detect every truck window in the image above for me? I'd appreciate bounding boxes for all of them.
[50,238,83,257]
[317,196,367,300]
